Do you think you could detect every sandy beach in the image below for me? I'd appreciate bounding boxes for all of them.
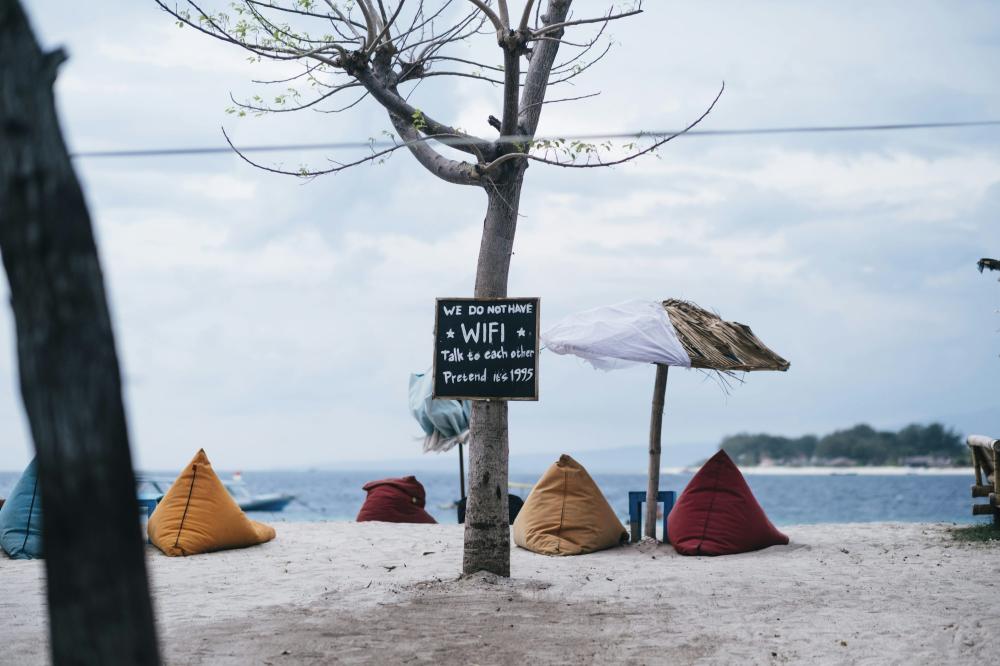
[2,522,998,665]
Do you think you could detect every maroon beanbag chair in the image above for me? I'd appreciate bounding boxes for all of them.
[356,476,437,524]
[668,450,788,556]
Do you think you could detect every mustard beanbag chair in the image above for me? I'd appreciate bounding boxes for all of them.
[147,450,276,556]
[513,454,627,555]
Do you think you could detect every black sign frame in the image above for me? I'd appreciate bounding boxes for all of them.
[432,296,540,401]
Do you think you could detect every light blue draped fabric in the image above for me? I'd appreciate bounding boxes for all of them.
[409,372,471,451]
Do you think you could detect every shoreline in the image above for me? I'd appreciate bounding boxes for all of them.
[663,465,974,476]
[2,521,997,664]
[0,465,977,477]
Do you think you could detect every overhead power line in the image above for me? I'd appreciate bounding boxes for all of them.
[69,119,1000,159]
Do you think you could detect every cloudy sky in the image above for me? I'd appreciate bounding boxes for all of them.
[2,1,998,471]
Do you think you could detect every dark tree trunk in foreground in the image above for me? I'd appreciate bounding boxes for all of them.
[0,2,160,664]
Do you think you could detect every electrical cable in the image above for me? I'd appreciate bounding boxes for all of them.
[68,119,1000,159]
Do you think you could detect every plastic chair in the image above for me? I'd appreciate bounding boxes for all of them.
[628,490,676,543]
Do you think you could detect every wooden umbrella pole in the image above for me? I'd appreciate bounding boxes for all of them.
[458,441,466,501]
[645,364,669,539]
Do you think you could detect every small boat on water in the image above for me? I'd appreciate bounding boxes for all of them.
[137,473,295,513]
[225,473,296,512]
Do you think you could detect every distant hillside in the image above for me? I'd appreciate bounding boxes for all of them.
[720,423,968,467]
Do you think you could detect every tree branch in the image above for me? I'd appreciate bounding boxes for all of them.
[499,42,520,136]
[532,6,643,37]
[323,0,366,46]
[353,65,493,157]
[496,0,510,27]
[466,0,505,31]
[355,0,381,48]
[485,82,725,173]
[366,0,407,53]
[228,80,361,115]
[518,0,572,135]
[221,123,477,184]
[386,113,482,185]
[518,0,537,30]
[519,90,600,113]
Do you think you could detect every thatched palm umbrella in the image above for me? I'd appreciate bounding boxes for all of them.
[543,299,789,539]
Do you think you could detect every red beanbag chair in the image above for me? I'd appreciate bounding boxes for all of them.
[668,450,788,556]
[356,476,437,524]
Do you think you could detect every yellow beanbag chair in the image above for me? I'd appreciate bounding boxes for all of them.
[148,449,276,556]
[513,454,627,555]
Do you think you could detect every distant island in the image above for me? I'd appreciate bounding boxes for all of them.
[720,423,968,467]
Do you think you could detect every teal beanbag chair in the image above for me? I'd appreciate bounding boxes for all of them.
[0,459,43,559]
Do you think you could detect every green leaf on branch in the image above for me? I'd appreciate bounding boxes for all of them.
[411,109,428,132]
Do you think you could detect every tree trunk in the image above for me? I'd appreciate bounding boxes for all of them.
[0,2,160,664]
[463,169,525,576]
[645,364,669,539]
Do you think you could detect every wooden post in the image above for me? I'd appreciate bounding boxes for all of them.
[645,364,669,539]
[458,441,466,500]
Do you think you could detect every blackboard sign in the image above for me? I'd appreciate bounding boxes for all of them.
[433,297,540,401]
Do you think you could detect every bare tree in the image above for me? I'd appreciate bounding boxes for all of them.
[0,1,160,663]
[156,0,719,576]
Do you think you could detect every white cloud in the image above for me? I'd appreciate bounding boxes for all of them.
[178,173,257,202]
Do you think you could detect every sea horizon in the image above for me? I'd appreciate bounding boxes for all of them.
[662,465,975,476]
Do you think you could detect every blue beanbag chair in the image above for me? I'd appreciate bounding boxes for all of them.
[0,459,43,559]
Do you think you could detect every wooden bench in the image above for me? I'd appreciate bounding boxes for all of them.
[968,435,1000,525]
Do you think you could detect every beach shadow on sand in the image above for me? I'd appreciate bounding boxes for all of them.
[169,572,714,665]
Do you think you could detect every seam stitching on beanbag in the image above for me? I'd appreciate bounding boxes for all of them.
[555,469,568,555]
[174,463,199,556]
[695,459,724,556]
[21,475,39,555]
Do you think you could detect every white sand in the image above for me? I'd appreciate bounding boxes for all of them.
[2,522,998,664]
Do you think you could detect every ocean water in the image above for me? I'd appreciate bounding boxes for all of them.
[0,469,981,526]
